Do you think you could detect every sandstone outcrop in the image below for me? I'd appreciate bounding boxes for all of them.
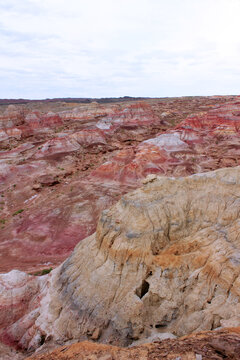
[26,328,240,360]
[1,167,240,353]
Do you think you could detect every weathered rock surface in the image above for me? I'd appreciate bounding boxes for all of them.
[1,96,233,273]
[1,167,240,354]
[0,342,24,360]
[0,270,47,351]
[26,328,240,360]
[93,100,240,183]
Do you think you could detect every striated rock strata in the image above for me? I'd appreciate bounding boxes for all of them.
[1,96,240,273]
[1,167,240,353]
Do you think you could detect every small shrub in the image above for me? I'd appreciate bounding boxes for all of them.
[12,209,24,216]
[56,126,64,133]
[32,267,53,276]
[41,267,53,275]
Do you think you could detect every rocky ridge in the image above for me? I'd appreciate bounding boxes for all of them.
[1,167,240,355]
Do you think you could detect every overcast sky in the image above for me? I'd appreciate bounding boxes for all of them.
[0,0,240,99]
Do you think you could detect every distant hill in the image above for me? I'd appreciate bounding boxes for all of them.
[0,96,148,106]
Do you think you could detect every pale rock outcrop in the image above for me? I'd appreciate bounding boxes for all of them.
[0,342,24,360]
[144,132,189,152]
[1,167,240,351]
[0,270,46,350]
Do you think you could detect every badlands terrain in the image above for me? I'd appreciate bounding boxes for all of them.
[1,96,240,359]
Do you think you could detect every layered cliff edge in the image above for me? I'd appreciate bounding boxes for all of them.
[1,166,240,357]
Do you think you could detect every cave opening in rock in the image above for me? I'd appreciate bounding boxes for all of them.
[136,280,150,299]
[155,323,165,328]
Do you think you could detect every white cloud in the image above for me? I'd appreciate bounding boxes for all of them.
[0,0,240,98]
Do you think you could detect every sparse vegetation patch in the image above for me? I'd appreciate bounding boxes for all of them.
[12,209,24,216]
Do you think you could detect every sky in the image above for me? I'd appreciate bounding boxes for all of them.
[0,0,240,99]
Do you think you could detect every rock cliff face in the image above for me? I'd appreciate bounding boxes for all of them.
[1,167,240,353]
[0,96,240,273]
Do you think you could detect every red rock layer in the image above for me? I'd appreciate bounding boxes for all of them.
[92,100,240,183]
[0,96,238,273]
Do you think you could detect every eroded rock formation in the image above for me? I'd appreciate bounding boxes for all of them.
[93,100,240,182]
[1,96,240,273]
[1,167,240,354]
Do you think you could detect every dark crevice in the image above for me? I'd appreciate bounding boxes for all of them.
[136,280,150,299]
[40,334,46,346]
[155,323,166,329]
